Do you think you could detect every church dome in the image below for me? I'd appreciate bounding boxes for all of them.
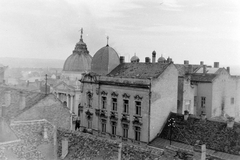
[130,55,140,63]
[158,55,166,63]
[91,45,120,75]
[63,29,92,72]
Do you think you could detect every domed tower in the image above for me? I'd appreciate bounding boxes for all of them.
[130,53,140,63]
[158,55,166,64]
[62,28,92,80]
[91,36,120,75]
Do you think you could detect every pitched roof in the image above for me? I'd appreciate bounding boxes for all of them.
[174,64,201,76]
[191,73,217,82]
[0,86,47,120]
[108,62,171,79]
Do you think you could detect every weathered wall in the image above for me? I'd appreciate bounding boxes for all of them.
[196,83,212,118]
[15,94,71,130]
[57,128,166,160]
[150,63,178,141]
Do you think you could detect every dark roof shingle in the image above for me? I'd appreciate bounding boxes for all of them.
[191,73,217,82]
[108,63,171,79]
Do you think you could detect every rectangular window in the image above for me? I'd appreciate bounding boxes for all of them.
[102,96,107,109]
[194,96,197,107]
[135,127,141,141]
[111,122,117,135]
[201,97,206,108]
[112,98,117,111]
[123,128,128,138]
[135,101,141,116]
[102,122,106,132]
[87,92,92,108]
[87,121,92,129]
[123,100,129,113]
[231,98,234,104]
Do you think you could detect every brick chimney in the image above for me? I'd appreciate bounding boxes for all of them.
[19,91,26,110]
[120,56,125,64]
[188,65,193,74]
[227,67,230,74]
[152,51,156,63]
[200,61,204,65]
[203,65,206,75]
[184,60,189,65]
[145,57,150,63]
[214,62,219,68]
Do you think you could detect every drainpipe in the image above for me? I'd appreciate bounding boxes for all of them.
[148,78,152,143]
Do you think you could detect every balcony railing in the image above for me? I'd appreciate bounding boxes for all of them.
[132,115,142,126]
[121,113,130,123]
[110,111,118,121]
[100,109,108,118]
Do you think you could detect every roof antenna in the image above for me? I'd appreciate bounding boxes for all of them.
[106,36,109,46]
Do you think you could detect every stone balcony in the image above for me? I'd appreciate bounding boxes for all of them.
[121,113,130,123]
[110,111,118,121]
[132,115,142,126]
[99,109,108,118]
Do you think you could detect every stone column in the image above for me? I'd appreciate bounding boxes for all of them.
[66,94,69,108]
[70,95,73,113]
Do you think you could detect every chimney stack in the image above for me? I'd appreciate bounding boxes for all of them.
[4,90,11,107]
[120,56,125,64]
[214,62,219,68]
[227,67,230,74]
[184,60,189,65]
[203,65,206,75]
[19,92,26,110]
[152,51,156,63]
[200,61,204,65]
[188,65,193,74]
[145,57,150,63]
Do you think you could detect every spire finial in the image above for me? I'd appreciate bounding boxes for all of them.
[134,52,136,56]
[106,36,109,46]
[79,28,83,41]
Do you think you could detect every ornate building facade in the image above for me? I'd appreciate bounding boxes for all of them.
[79,53,178,143]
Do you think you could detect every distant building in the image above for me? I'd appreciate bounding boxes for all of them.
[79,51,178,143]
[0,86,71,129]
[176,60,240,121]
[0,64,7,84]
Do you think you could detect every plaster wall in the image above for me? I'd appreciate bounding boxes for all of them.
[150,64,178,141]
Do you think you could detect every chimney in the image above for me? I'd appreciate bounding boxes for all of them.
[145,57,150,63]
[184,60,189,65]
[19,92,26,110]
[227,67,230,74]
[152,51,156,63]
[200,61,204,65]
[188,65,193,74]
[203,65,206,75]
[120,56,125,64]
[214,62,219,68]
[4,90,11,107]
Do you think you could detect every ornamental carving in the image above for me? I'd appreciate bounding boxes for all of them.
[111,92,118,97]
[122,93,130,99]
[101,91,108,96]
[134,95,143,101]
[86,91,93,97]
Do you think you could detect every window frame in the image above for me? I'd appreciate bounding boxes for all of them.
[201,97,206,108]
[135,101,141,116]
[112,98,117,111]
[123,99,129,114]
[102,96,107,109]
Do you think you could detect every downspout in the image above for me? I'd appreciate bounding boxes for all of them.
[148,78,152,144]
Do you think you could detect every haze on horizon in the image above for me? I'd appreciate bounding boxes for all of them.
[0,0,239,71]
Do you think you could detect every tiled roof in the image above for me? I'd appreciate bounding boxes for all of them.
[174,64,201,76]
[0,86,47,120]
[191,73,217,82]
[108,62,171,79]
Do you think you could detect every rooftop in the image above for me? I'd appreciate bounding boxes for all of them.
[108,62,171,79]
[190,73,218,82]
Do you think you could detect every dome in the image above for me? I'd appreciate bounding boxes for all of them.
[158,55,166,63]
[91,45,120,75]
[63,32,92,72]
[130,55,140,63]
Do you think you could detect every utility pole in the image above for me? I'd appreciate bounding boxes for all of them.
[168,118,176,145]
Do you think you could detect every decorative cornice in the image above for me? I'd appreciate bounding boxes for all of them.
[101,91,108,96]
[134,95,143,101]
[111,92,118,97]
[122,93,130,99]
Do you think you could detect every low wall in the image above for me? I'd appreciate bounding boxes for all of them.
[57,128,165,160]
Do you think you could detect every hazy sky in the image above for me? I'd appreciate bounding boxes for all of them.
[0,0,239,68]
